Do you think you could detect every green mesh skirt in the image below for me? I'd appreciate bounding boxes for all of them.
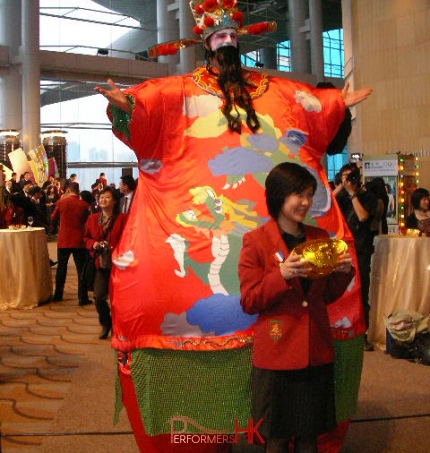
[113,335,363,436]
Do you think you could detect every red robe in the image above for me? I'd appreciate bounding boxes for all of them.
[107,67,365,452]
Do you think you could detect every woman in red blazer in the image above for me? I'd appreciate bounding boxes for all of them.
[238,163,355,453]
[3,195,25,228]
[84,186,128,339]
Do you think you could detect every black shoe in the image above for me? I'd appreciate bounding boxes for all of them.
[99,326,111,340]
[52,295,63,302]
[50,260,58,267]
[78,299,92,306]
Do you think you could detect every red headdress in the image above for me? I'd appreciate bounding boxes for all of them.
[148,0,276,58]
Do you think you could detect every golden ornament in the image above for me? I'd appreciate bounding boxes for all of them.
[292,238,348,278]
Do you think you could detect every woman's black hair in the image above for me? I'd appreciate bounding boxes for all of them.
[365,177,389,212]
[411,187,430,210]
[265,162,317,219]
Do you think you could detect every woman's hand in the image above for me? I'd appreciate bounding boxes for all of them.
[93,241,105,250]
[280,253,311,280]
[335,252,353,273]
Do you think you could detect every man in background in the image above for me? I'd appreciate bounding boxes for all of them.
[63,173,77,191]
[119,174,136,214]
[335,163,377,351]
[51,182,91,306]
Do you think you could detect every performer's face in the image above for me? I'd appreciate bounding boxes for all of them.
[208,28,238,51]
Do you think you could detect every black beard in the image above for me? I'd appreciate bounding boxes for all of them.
[211,45,243,83]
[205,46,260,134]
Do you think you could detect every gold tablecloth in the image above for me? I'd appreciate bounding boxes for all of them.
[0,227,52,310]
[368,235,430,345]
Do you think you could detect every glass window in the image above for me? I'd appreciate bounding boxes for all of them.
[41,81,137,190]
[40,0,140,57]
[40,1,139,191]
[323,29,344,78]
[327,152,348,183]
[277,41,292,72]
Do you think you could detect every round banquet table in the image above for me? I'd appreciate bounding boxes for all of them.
[368,234,430,346]
[0,227,52,310]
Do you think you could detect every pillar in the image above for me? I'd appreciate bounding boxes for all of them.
[42,131,67,179]
[179,0,196,74]
[309,0,324,82]
[0,0,23,132]
[260,46,277,70]
[157,0,179,74]
[21,0,41,153]
[288,0,310,73]
[0,129,20,167]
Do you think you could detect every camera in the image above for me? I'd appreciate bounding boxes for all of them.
[346,169,360,185]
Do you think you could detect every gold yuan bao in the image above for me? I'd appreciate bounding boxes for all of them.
[292,238,348,279]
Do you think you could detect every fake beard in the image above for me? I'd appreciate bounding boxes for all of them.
[208,46,260,133]
[212,45,243,85]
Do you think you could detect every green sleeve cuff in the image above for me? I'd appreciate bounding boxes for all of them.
[109,94,135,141]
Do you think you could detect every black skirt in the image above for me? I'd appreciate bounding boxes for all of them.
[251,363,337,440]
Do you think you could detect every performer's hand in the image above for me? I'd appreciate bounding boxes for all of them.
[94,78,132,114]
[342,82,372,108]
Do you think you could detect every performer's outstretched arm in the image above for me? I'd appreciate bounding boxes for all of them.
[94,78,132,114]
[342,82,372,108]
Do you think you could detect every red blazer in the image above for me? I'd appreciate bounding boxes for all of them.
[238,218,355,371]
[51,195,89,248]
[84,213,128,269]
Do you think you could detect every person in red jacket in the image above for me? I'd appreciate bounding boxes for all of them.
[239,163,355,453]
[51,182,91,306]
[84,186,128,339]
[2,195,25,228]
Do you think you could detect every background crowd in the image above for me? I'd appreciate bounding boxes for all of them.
[0,170,136,339]
[0,171,136,230]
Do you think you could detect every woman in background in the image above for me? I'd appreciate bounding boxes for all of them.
[84,186,128,339]
[2,195,25,228]
[365,177,389,235]
[405,187,430,234]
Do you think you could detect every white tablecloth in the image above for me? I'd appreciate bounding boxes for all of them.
[368,235,430,345]
[0,227,52,310]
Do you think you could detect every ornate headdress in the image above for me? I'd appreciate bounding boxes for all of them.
[148,0,276,58]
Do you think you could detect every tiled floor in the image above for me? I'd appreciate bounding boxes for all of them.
[0,304,98,449]
[0,241,134,453]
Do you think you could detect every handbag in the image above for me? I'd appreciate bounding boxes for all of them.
[96,214,115,270]
[98,245,112,270]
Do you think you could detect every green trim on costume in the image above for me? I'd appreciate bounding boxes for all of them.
[113,350,124,426]
[129,347,253,436]
[334,335,364,422]
[109,94,134,141]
